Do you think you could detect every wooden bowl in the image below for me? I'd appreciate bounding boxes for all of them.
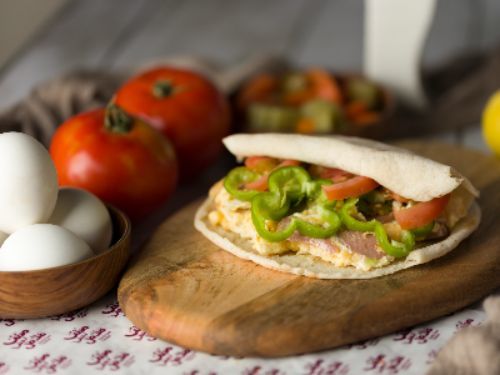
[335,73,395,139]
[231,71,396,140]
[0,206,131,319]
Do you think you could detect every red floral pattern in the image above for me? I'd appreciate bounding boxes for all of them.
[0,293,492,374]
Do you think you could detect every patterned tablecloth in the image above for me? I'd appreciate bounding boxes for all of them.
[0,290,489,375]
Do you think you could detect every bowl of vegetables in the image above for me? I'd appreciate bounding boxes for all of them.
[233,68,394,138]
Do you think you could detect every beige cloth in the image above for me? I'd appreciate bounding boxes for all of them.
[0,70,123,146]
[428,296,500,375]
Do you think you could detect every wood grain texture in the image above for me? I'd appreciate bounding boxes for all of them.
[119,142,500,357]
[0,206,131,319]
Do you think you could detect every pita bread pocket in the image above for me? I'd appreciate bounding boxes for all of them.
[195,134,480,279]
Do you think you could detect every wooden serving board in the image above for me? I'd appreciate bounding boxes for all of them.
[118,142,500,357]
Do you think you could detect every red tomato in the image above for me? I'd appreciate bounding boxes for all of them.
[50,106,178,220]
[323,176,379,200]
[394,195,450,230]
[114,66,230,180]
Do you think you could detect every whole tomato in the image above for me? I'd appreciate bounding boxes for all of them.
[50,105,178,220]
[114,66,230,180]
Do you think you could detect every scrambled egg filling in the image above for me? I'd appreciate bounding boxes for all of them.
[208,183,393,271]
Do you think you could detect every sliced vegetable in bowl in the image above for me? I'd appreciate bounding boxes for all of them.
[233,68,393,137]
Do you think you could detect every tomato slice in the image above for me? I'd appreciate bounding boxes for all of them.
[309,166,352,181]
[323,176,379,200]
[245,174,269,191]
[244,159,300,191]
[394,195,450,230]
[320,167,352,182]
[278,159,301,168]
[245,156,279,173]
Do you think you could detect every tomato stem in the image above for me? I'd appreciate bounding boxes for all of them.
[105,104,133,133]
[153,80,174,98]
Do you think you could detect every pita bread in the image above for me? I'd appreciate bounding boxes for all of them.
[194,134,481,279]
[195,199,480,279]
[223,134,478,202]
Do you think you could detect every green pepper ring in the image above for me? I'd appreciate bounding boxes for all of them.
[225,165,417,257]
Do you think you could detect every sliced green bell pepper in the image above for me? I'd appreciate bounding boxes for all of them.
[267,166,311,202]
[305,178,333,200]
[223,167,261,201]
[252,192,341,242]
[251,211,297,242]
[340,198,415,258]
[340,198,376,232]
[295,206,341,238]
[226,166,416,255]
[251,192,290,221]
[251,193,296,242]
[373,222,414,258]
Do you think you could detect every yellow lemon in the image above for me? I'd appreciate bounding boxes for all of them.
[482,90,500,155]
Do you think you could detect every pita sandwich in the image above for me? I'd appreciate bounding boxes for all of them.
[194,134,480,279]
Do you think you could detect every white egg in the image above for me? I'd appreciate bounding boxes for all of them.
[0,132,58,233]
[0,224,93,271]
[49,188,112,253]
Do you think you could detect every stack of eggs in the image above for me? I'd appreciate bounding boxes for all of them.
[0,132,112,271]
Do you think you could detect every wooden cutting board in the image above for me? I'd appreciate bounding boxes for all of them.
[118,141,500,357]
